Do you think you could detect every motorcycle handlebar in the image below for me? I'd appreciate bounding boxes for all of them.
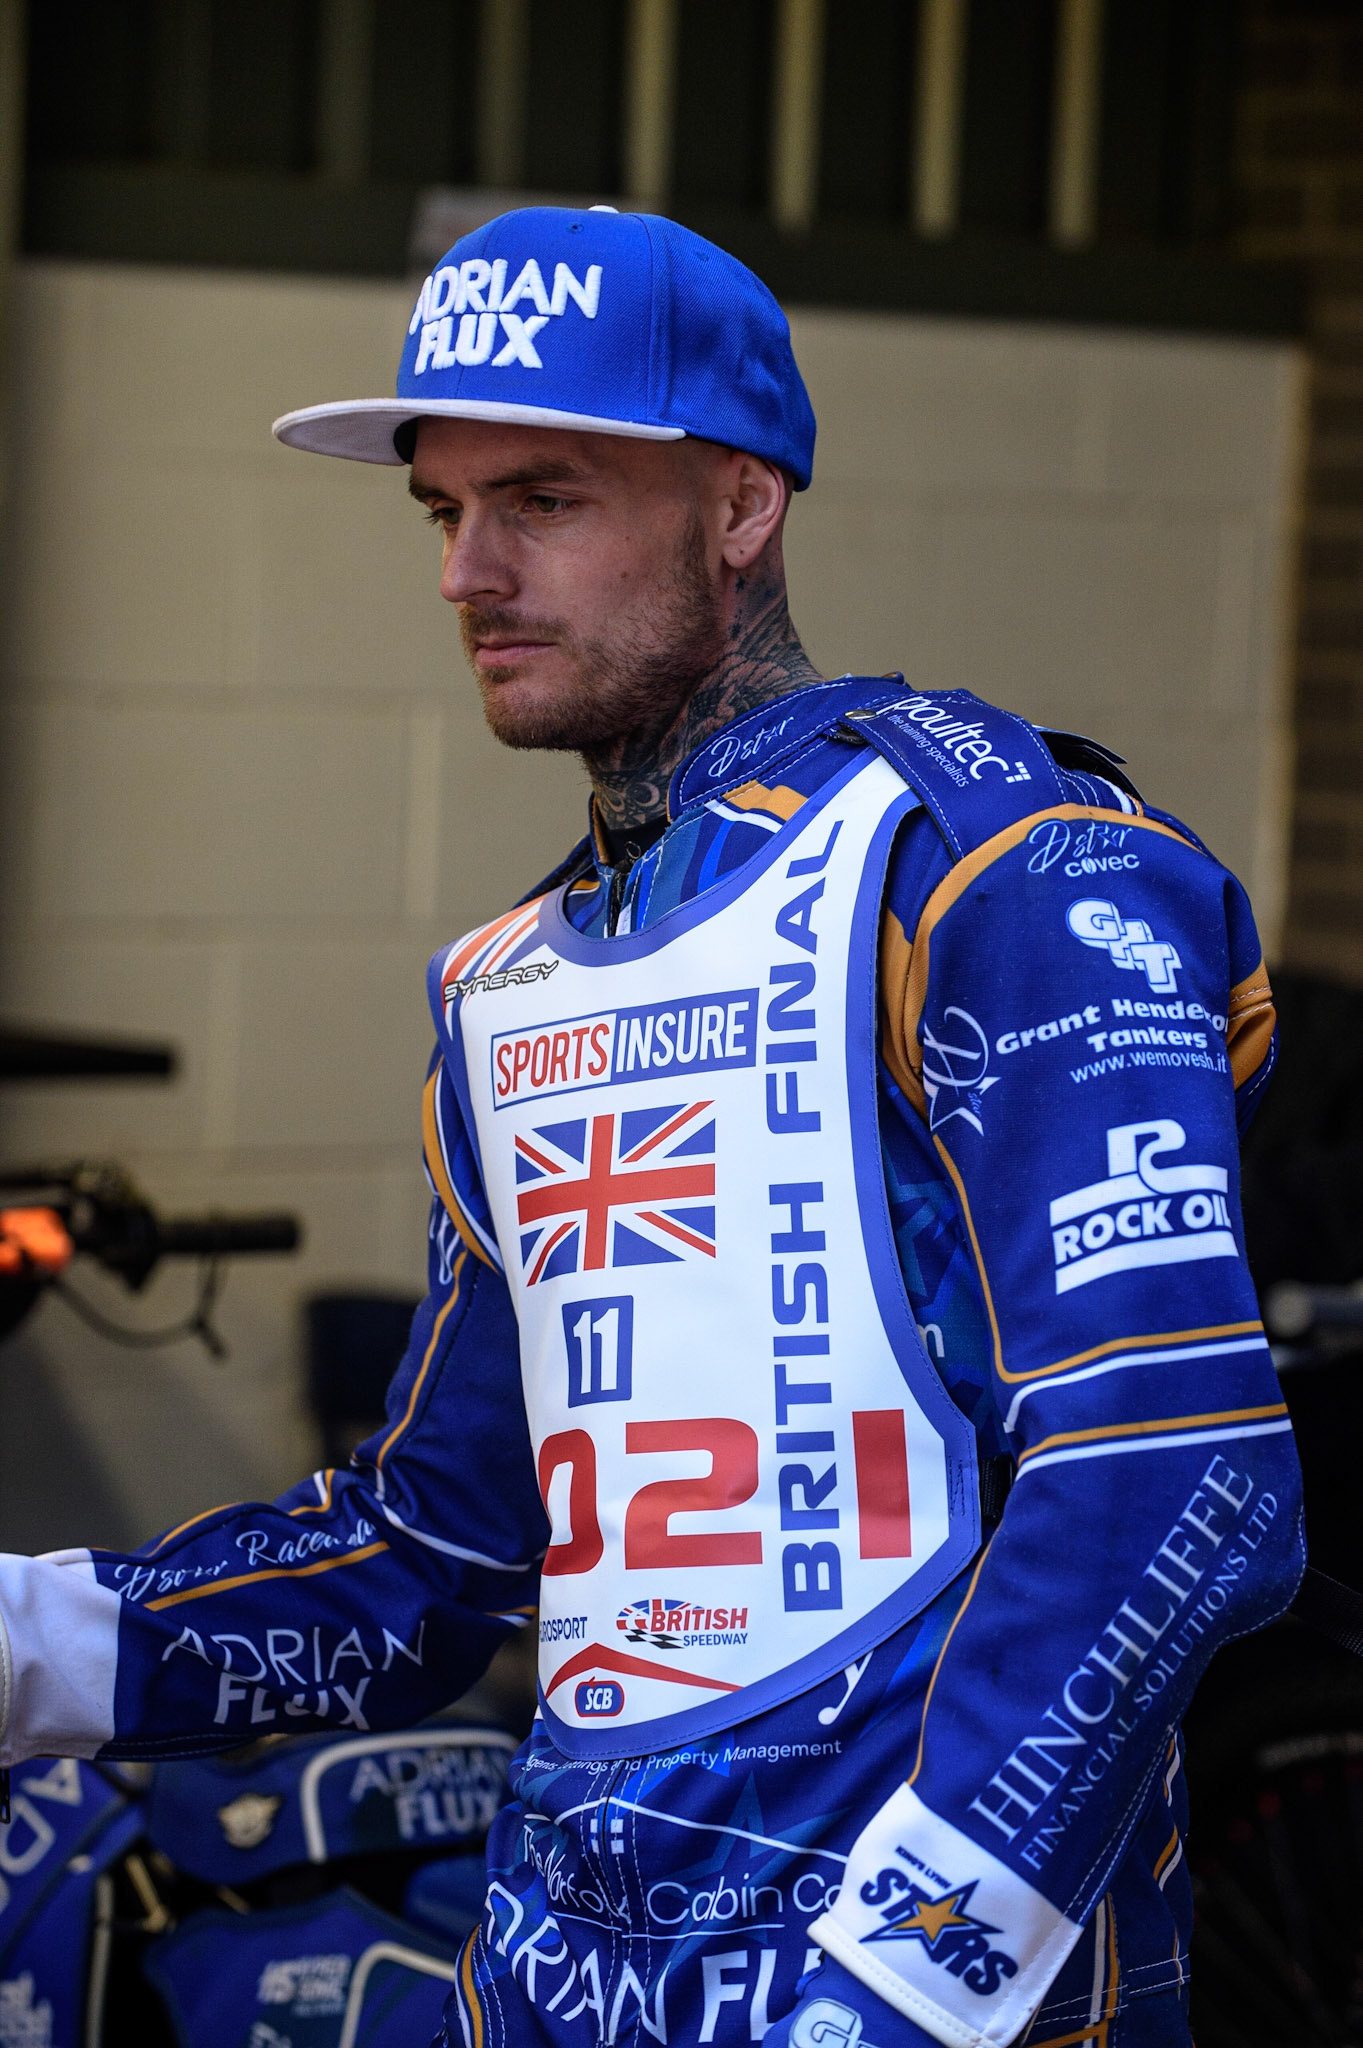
[1265,1281,1363,1340]
[153,1215,300,1259]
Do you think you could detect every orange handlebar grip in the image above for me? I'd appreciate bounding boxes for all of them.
[0,1207,75,1275]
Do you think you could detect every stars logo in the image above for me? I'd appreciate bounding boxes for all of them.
[868,1879,995,1951]
[859,1867,1019,1997]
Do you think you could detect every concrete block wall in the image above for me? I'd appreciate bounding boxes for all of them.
[0,258,1303,1551]
[784,310,1303,938]
[1235,1,1363,981]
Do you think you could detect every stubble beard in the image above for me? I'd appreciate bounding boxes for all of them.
[459,511,724,766]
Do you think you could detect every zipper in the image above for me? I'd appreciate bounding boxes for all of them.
[590,1757,633,1914]
[606,863,627,936]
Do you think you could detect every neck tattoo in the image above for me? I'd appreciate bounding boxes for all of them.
[584,563,824,842]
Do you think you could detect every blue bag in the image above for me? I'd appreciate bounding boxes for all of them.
[0,1758,139,1942]
[403,1852,488,1945]
[145,1886,462,2048]
[147,1721,516,1883]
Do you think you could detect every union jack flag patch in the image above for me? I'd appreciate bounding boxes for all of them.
[514,1101,716,1284]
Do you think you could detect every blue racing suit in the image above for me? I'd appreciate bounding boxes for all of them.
[0,682,1302,2047]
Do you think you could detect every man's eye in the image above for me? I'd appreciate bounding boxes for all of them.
[423,504,457,528]
[526,494,570,515]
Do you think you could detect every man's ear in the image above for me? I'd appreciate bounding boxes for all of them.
[717,455,789,570]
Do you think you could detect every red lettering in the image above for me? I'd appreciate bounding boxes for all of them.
[852,1409,912,1559]
[588,1021,611,1077]
[495,1043,513,1097]
[537,1431,603,1577]
[549,1032,570,1085]
[511,1038,533,1090]
[571,1025,591,1078]
[530,1035,551,1088]
[624,1419,762,1569]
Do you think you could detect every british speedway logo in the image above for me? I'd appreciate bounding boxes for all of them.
[1049,1118,1236,1293]
[515,1102,716,1282]
[409,255,601,373]
[616,1597,749,1652]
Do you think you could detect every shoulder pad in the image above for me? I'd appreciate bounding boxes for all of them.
[840,688,1071,859]
[670,682,1141,862]
[1038,727,1143,802]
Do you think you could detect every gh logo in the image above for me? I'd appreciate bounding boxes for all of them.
[1066,898,1181,993]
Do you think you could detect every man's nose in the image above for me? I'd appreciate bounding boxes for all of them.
[439,512,516,606]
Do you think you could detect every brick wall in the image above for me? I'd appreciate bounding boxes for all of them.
[1237,1,1363,980]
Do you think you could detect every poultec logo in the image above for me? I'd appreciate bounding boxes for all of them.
[852,696,1031,784]
[1050,1118,1236,1294]
[409,255,601,373]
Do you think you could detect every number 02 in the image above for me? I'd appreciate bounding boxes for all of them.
[537,1418,763,1576]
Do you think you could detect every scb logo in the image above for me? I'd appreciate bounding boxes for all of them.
[575,1680,625,1718]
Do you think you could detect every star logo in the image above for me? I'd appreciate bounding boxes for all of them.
[868,1878,1000,1951]
[921,1007,999,1136]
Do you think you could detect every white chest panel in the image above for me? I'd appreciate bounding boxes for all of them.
[446,753,978,1757]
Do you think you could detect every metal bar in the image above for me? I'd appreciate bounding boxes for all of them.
[317,0,374,184]
[478,0,529,189]
[1049,0,1104,247]
[624,0,677,208]
[771,0,825,232]
[912,0,967,237]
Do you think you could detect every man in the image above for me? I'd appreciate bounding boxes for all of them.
[0,208,1300,2046]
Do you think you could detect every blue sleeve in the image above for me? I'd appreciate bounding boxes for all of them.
[0,1054,549,1765]
[810,808,1302,2044]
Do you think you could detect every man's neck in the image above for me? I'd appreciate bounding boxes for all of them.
[584,567,823,840]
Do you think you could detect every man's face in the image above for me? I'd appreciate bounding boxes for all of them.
[409,417,729,755]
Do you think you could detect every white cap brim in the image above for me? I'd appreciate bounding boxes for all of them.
[272,397,687,464]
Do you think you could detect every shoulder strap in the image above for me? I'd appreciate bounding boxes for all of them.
[671,676,907,813]
[1038,726,1142,801]
[840,688,1069,861]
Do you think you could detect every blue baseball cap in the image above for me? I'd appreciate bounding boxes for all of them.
[272,205,816,489]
